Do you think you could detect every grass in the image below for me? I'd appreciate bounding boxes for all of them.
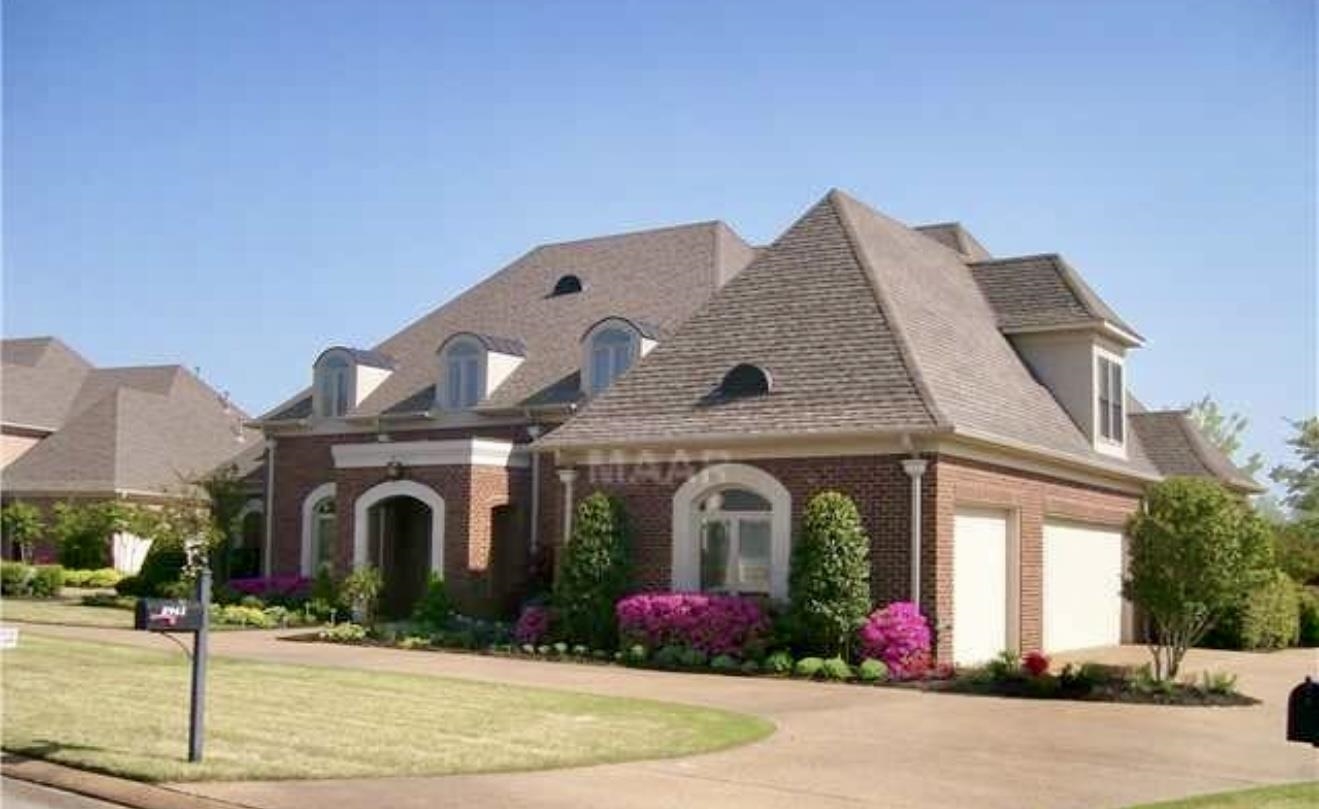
[1125,782,1319,808]
[1,597,133,628]
[2,634,773,782]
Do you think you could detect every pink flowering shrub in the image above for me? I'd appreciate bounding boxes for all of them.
[857,601,932,679]
[229,575,310,600]
[514,604,552,646]
[1023,650,1050,677]
[616,593,770,658]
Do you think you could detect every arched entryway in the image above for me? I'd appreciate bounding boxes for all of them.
[353,480,445,620]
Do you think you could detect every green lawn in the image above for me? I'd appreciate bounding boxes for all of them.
[2,634,773,782]
[1,598,133,628]
[1126,782,1319,808]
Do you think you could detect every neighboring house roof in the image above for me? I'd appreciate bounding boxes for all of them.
[1129,410,1263,493]
[540,189,1160,479]
[1,336,94,430]
[260,220,756,420]
[913,222,992,261]
[1,339,257,496]
[970,254,1143,342]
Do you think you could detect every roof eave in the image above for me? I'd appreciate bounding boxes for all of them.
[534,424,952,454]
[950,426,1162,485]
[1000,319,1144,348]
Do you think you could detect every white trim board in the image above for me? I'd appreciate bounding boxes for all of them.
[331,438,529,469]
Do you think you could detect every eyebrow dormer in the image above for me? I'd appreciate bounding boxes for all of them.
[312,347,395,418]
[436,332,526,411]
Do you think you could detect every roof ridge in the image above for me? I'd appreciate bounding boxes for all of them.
[534,219,725,251]
[828,189,950,429]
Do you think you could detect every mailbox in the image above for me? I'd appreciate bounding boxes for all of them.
[134,598,205,632]
[1287,677,1319,746]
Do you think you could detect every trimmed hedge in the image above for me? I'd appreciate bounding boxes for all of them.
[62,568,122,589]
[1204,569,1301,650]
[1,562,63,598]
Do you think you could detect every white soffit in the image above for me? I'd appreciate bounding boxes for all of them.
[332,438,528,469]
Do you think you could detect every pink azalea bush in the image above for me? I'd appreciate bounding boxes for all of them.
[616,593,770,658]
[514,604,552,646]
[857,601,932,679]
[229,575,310,600]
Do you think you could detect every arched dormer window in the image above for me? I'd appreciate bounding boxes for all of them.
[719,364,772,398]
[589,328,635,394]
[551,274,583,296]
[315,353,352,417]
[442,339,483,410]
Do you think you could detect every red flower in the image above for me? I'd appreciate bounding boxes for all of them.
[1023,650,1050,677]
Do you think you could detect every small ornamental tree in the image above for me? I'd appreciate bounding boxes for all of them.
[553,492,631,648]
[789,491,871,657]
[1,501,45,563]
[1124,477,1273,681]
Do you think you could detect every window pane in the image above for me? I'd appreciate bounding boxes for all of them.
[611,343,632,377]
[700,520,730,592]
[592,346,613,392]
[718,488,771,512]
[737,519,771,594]
[1111,362,1124,441]
[447,361,463,408]
[315,514,336,566]
[334,370,348,416]
[462,357,480,406]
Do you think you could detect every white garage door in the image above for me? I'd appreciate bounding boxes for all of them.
[1043,520,1124,653]
[953,508,1009,666]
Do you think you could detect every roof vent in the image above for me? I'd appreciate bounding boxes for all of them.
[717,364,772,399]
[551,274,584,297]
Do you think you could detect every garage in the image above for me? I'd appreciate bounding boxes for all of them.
[1043,519,1124,653]
[953,507,1011,665]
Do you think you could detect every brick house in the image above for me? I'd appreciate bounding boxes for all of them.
[251,190,1257,663]
[1,336,260,567]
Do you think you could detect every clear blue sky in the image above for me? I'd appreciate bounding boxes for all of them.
[3,0,1314,474]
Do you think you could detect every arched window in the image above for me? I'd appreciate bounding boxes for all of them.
[317,354,351,417]
[672,464,792,599]
[312,497,337,570]
[443,340,483,409]
[718,364,772,398]
[589,328,635,394]
[697,488,772,594]
[551,274,583,296]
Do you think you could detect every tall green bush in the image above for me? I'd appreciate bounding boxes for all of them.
[1297,587,1319,647]
[1,502,45,563]
[51,502,114,569]
[1205,569,1301,650]
[342,566,384,626]
[1124,477,1273,680]
[412,573,452,628]
[552,492,631,649]
[788,491,871,657]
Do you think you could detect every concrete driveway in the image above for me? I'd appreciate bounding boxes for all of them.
[16,624,1319,809]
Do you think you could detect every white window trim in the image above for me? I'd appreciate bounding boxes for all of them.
[314,350,356,419]
[581,317,643,396]
[671,463,791,600]
[300,482,336,576]
[1093,346,1126,457]
[351,479,445,577]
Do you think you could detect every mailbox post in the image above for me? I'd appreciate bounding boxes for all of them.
[133,565,211,762]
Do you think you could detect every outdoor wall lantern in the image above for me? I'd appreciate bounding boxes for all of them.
[386,460,405,480]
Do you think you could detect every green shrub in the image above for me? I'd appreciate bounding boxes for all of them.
[318,622,367,642]
[1205,569,1301,650]
[553,641,569,656]
[62,568,122,589]
[51,502,114,570]
[711,654,740,672]
[81,592,136,610]
[820,657,852,681]
[986,650,1022,682]
[214,605,275,628]
[341,566,384,625]
[400,635,430,650]
[571,644,589,657]
[1298,587,1319,647]
[136,547,188,596]
[114,575,149,597]
[857,658,889,683]
[310,562,340,608]
[1200,670,1238,695]
[626,644,648,665]
[536,644,552,656]
[1,562,32,596]
[29,565,63,598]
[552,492,631,648]
[763,649,794,675]
[1,501,45,563]
[740,659,760,675]
[788,492,871,656]
[652,645,684,669]
[794,657,824,678]
[411,573,452,628]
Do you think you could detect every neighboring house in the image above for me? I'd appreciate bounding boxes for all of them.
[251,190,1257,663]
[0,336,257,562]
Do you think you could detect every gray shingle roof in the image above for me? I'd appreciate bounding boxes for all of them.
[1129,410,1262,492]
[1,337,94,430]
[970,254,1142,341]
[913,222,992,261]
[261,220,754,419]
[2,347,258,496]
[541,190,1161,480]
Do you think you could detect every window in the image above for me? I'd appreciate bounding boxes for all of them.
[1097,355,1124,443]
[697,488,772,595]
[317,355,351,417]
[443,341,483,409]
[589,328,635,394]
[717,364,772,399]
[551,274,583,296]
[313,497,337,569]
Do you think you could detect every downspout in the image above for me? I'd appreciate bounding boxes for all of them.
[525,422,542,554]
[901,457,929,609]
[263,438,276,577]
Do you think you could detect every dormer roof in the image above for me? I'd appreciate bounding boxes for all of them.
[970,254,1143,345]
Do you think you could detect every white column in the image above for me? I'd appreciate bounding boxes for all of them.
[557,469,578,544]
[901,458,928,609]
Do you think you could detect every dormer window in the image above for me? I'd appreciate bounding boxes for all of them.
[1096,354,1124,444]
[589,328,635,394]
[551,274,583,297]
[443,340,483,410]
[718,364,772,399]
[315,354,351,417]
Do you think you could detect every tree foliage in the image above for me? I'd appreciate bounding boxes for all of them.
[553,492,631,648]
[1187,395,1264,477]
[789,491,872,657]
[1,501,45,563]
[1271,417,1319,518]
[1124,477,1273,680]
[196,463,251,582]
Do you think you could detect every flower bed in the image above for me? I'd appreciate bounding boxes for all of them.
[616,593,770,658]
[228,575,310,602]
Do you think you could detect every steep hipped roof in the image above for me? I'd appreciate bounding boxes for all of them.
[1,336,94,430]
[970,254,1143,342]
[2,348,256,496]
[1129,410,1263,493]
[261,220,755,420]
[541,190,1159,479]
